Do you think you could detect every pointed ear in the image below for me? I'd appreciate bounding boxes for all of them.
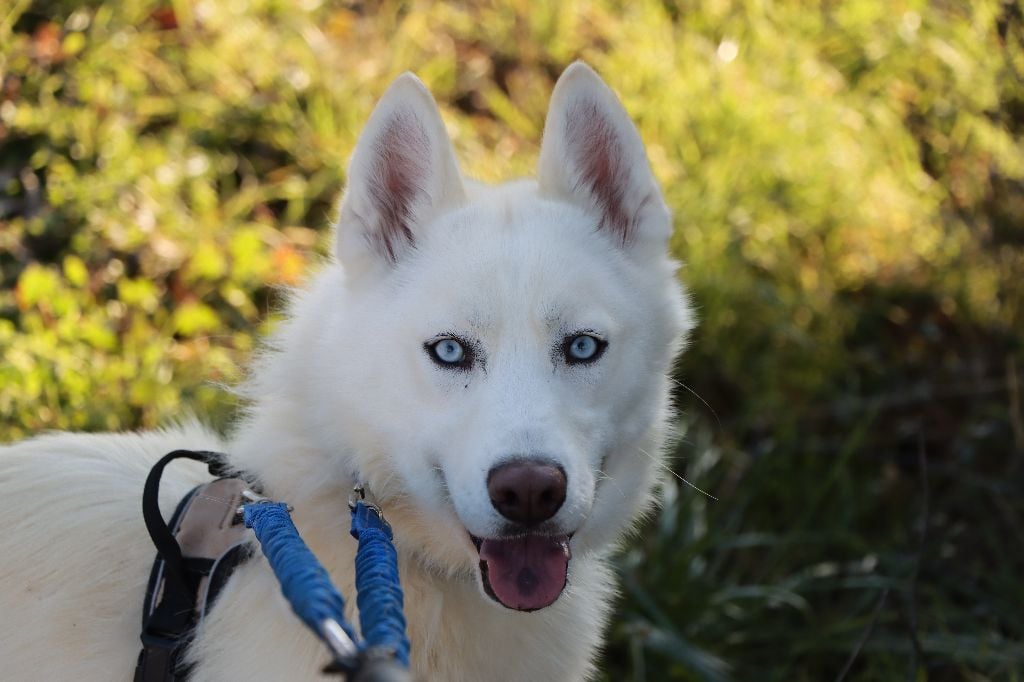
[537,62,671,249]
[335,73,466,272]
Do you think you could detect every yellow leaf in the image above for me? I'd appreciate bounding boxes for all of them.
[63,255,89,288]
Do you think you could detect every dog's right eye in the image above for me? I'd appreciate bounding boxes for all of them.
[426,337,473,369]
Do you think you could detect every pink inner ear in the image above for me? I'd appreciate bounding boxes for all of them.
[565,100,633,245]
[367,112,430,262]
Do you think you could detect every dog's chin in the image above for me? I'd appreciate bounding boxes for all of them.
[469,533,572,612]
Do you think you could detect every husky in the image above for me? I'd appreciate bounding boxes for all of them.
[0,62,692,680]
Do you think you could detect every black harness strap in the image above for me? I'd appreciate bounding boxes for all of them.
[135,450,257,682]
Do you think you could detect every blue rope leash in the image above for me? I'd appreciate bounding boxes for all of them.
[350,502,411,666]
[242,503,357,646]
[242,498,410,674]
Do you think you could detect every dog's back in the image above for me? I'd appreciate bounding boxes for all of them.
[0,424,222,679]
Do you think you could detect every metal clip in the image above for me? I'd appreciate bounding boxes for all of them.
[348,484,366,511]
[349,483,389,525]
[321,618,359,662]
[236,489,292,518]
[241,489,269,504]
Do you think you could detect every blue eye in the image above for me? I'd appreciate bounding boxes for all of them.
[427,337,471,368]
[434,339,464,363]
[565,334,605,363]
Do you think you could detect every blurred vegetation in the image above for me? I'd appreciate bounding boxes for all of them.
[2,0,1022,680]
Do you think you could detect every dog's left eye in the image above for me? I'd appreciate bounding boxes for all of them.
[564,334,606,364]
[426,337,473,369]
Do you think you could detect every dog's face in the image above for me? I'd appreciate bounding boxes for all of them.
[318,63,690,612]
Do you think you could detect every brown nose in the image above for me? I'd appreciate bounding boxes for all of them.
[487,461,567,526]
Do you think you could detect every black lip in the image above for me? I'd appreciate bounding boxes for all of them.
[479,556,500,604]
[469,534,501,604]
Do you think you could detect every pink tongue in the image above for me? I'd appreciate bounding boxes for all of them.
[479,535,571,611]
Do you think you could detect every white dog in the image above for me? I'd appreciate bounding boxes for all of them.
[0,62,692,681]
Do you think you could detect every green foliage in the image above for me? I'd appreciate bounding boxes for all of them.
[1,1,1022,680]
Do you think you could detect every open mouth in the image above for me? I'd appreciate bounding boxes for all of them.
[470,533,572,611]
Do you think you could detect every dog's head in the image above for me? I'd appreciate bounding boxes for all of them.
[317,63,691,611]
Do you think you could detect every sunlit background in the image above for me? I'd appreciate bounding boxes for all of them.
[2,1,1022,679]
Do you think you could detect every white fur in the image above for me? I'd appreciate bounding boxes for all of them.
[0,62,692,681]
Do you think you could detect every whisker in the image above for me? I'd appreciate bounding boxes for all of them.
[595,467,628,501]
[374,470,401,500]
[669,377,722,430]
[636,445,718,501]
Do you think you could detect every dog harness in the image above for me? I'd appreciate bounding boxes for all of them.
[135,450,256,681]
[134,450,411,681]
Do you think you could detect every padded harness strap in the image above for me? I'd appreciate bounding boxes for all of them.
[135,450,257,682]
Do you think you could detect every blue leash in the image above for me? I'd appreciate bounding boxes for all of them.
[349,501,409,664]
[241,491,411,679]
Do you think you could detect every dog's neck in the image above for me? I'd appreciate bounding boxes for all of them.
[226,408,610,680]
